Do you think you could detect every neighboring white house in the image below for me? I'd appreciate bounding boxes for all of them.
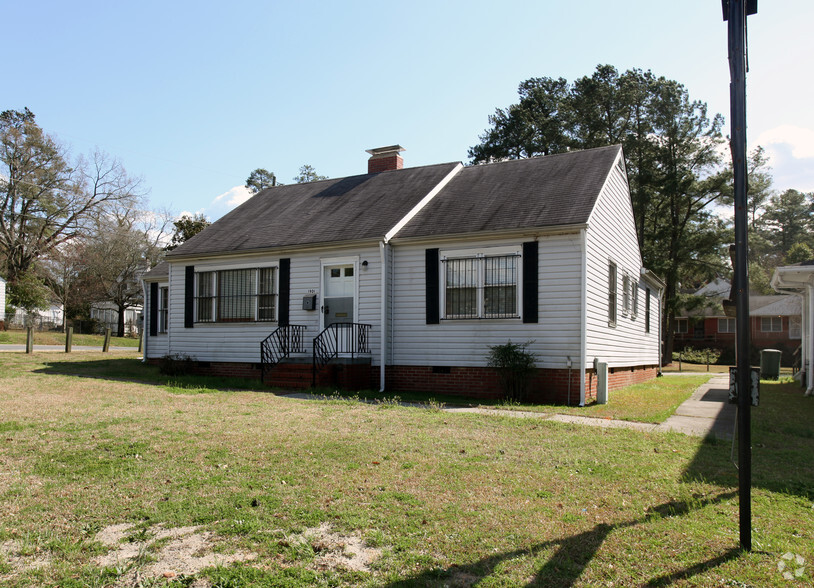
[772,261,814,396]
[5,303,64,330]
[90,302,143,336]
[142,145,663,404]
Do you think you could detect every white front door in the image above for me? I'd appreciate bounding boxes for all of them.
[322,264,355,328]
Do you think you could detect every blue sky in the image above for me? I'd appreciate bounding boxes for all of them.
[7,1,813,220]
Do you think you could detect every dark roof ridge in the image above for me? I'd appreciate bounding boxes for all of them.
[466,144,622,167]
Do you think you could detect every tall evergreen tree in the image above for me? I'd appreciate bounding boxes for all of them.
[468,65,728,362]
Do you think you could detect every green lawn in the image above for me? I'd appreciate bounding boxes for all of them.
[0,330,141,348]
[0,353,811,586]
[487,374,713,423]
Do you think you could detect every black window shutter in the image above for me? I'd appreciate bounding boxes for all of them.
[522,241,538,323]
[184,266,194,328]
[425,248,440,324]
[278,258,290,326]
[149,283,158,337]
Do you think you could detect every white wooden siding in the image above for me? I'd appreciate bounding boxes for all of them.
[390,234,583,368]
[144,280,169,359]
[584,160,661,368]
[163,245,383,364]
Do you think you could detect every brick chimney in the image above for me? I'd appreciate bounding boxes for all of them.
[366,145,405,174]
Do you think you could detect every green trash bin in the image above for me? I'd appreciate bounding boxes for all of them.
[759,348,782,380]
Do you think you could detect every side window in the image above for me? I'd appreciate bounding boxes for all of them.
[159,287,169,333]
[608,261,617,327]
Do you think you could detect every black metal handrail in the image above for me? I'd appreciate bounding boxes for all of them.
[260,324,307,382]
[312,322,372,386]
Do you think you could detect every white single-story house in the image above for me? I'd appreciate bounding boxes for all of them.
[771,261,814,395]
[5,303,64,330]
[89,302,143,336]
[142,145,663,404]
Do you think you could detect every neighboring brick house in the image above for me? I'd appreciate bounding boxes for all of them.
[674,281,801,365]
[142,145,664,405]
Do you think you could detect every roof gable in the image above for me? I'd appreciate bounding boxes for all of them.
[394,145,622,239]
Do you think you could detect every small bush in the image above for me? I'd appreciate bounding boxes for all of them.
[672,346,721,365]
[487,341,537,402]
[158,353,196,376]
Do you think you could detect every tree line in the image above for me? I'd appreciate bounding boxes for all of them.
[468,64,813,361]
[0,108,331,336]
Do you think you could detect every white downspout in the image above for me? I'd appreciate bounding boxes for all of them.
[379,241,387,392]
[579,228,587,406]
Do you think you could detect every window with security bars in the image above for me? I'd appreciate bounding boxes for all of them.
[443,254,518,319]
[195,268,277,323]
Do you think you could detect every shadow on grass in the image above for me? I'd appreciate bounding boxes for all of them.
[682,380,814,500]
[34,358,272,393]
[385,492,740,587]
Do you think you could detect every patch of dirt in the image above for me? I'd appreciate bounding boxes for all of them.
[0,539,52,579]
[299,522,381,573]
[93,523,256,586]
[2,521,383,585]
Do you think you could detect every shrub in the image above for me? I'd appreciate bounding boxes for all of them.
[487,341,537,402]
[672,346,721,365]
[158,353,196,376]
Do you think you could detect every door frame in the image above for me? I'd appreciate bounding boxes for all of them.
[319,256,359,331]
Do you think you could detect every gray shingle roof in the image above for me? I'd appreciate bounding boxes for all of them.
[395,145,621,239]
[142,260,169,281]
[167,145,622,258]
[168,163,460,257]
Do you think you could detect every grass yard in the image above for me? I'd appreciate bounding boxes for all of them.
[0,353,812,587]
[487,374,713,424]
[0,330,141,348]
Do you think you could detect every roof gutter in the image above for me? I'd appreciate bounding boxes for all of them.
[388,223,589,247]
[164,237,386,263]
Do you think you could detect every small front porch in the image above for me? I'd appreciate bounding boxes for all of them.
[260,322,373,390]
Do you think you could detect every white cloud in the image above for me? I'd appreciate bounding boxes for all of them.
[212,185,253,208]
[751,125,814,193]
[754,125,814,160]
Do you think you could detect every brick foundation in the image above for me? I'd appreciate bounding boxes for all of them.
[148,359,659,403]
[386,364,660,404]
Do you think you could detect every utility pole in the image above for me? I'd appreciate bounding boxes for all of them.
[723,0,758,552]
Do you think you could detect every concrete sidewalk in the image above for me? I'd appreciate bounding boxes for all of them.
[284,374,737,439]
[656,374,735,439]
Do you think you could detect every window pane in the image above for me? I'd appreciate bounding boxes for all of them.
[608,262,617,325]
[258,267,276,321]
[196,272,214,322]
[218,269,256,321]
[159,287,169,333]
[445,258,478,318]
[484,255,517,317]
